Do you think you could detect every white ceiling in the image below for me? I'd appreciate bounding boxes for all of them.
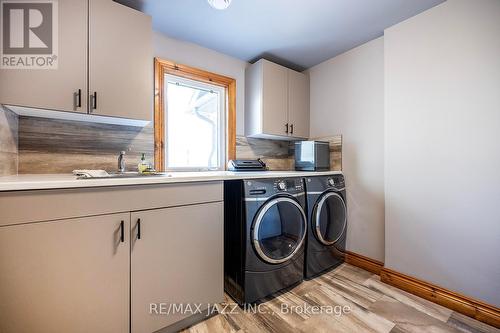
[116,0,445,71]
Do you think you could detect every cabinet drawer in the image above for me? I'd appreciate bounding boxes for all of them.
[0,181,223,226]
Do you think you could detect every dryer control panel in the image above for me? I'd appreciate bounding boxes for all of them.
[305,174,345,192]
[327,175,345,189]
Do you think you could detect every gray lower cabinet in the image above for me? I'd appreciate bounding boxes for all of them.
[130,202,224,333]
[0,182,223,333]
[0,213,130,333]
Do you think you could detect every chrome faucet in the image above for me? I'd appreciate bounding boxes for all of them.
[118,151,126,173]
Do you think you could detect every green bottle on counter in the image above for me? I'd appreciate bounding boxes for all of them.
[138,153,149,173]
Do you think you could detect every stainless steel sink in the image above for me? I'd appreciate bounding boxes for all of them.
[78,172,170,179]
[109,171,168,178]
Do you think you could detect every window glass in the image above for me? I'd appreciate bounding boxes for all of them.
[165,75,225,170]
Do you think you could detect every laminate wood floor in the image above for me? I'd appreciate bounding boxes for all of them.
[181,263,499,333]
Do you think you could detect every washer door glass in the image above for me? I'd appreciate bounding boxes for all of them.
[252,197,307,264]
[314,192,347,245]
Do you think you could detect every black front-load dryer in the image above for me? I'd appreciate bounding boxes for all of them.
[304,174,347,279]
[224,177,307,305]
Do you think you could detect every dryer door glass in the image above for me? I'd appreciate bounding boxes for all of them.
[252,197,307,264]
[314,192,347,245]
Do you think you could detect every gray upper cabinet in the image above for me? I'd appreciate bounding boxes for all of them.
[89,0,153,121]
[0,0,88,113]
[288,70,310,139]
[0,0,152,122]
[261,60,289,136]
[245,59,310,140]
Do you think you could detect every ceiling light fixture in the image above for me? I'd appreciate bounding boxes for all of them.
[207,0,232,10]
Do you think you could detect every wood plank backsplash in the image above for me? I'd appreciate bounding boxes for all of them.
[236,136,294,170]
[6,115,342,174]
[18,117,154,174]
[0,107,18,176]
[236,135,342,171]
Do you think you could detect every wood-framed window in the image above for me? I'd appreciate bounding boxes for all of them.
[154,58,236,171]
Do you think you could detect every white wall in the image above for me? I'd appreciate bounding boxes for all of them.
[309,37,385,262]
[385,0,500,306]
[153,32,248,135]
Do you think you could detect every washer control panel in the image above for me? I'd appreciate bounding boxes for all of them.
[245,178,305,197]
[272,178,304,193]
[277,181,287,191]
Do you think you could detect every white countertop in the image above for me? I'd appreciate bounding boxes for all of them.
[0,171,341,192]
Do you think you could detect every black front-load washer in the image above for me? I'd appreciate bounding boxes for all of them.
[304,174,347,279]
[224,177,307,304]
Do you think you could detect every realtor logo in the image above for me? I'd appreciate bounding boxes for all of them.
[1,0,58,69]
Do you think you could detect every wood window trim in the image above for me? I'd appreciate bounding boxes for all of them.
[154,58,236,171]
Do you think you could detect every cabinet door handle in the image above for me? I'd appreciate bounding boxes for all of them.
[75,89,81,108]
[285,123,289,134]
[137,219,141,240]
[120,220,125,243]
[290,124,294,135]
[91,91,97,110]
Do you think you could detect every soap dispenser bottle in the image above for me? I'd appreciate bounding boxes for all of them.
[138,153,149,173]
